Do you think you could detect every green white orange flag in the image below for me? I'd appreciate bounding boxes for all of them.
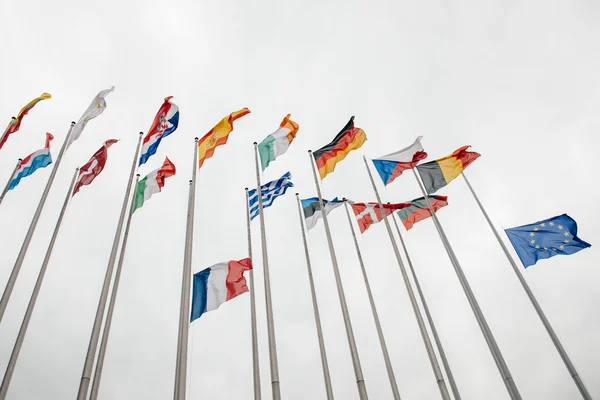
[257,114,299,170]
[133,156,176,213]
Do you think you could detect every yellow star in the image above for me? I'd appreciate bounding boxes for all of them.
[559,245,564,250]
[535,245,540,249]
[540,223,546,227]
[564,232,569,237]
[549,222,554,227]
[544,247,548,251]
[564,239,569,244]
[530,232,535,237]
[530,239,535,245]
[553,248,557,251]
[534,227,539,231]
[558,225,563,230]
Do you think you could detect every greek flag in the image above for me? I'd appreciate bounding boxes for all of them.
[248,171,294,220]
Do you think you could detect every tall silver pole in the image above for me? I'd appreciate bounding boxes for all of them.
[174,137,198,400]
[389,211,461,400]
[0,167,79,399]
[307,151,368,400]
[245,188,262,400]
[0,117,16,154]
[0,158,21,205]
[89,174,140,400]
[294,193,334,400]
[362,156,450,400]
[461,172,592,400]
[253,142,281,400]
[0,121,75,324]
[411,168,522,400]
[341,200,401,400]
[76,132,144,400]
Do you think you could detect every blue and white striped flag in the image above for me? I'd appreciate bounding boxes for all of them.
[248,171,294,220]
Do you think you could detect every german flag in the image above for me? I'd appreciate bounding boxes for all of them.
[198,108,251,168]
[416,146,480,193]
[312,116,367,179]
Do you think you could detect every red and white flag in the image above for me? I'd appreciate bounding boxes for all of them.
[73,139,119,196]
[350,202,407,233]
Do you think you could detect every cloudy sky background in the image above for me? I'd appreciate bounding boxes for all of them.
[0,0,598,399]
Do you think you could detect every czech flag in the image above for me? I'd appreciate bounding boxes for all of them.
[371,136,427,186]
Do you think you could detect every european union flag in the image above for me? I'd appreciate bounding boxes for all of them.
[505,214,591,268]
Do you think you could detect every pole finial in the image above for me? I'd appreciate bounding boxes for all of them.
[253,142,257,145]
[308,150,312,153]
[342,197,347,201]
[139,131,144,136]
[18,158,22,162]
[189,180,192,184]
[71,121,76,126]
[245,187,249,191]
[194,137,199,142]
[136,173,140,177]
[11,116,16,120]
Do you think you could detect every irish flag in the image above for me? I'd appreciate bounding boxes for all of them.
[257,114,299,170]
[190,258,253,322]
[133,156,176,213]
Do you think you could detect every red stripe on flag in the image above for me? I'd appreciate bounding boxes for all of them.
[225,258,253,301]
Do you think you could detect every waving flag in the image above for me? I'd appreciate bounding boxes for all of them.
[416,146,480,193]
[372,136,427,186]
[73,139,119,196]
[198,108,250,168]
[67,87,115,148]
[0,93,51,150]
[350,202,407,233]
[133,156,176,212]
[139,97,180,166]
[8,133,54,191]
[258,114,299,170]
[396,196,448,230]
[191,258,253,322]
[301,197,343,230]
[248,171,294,220]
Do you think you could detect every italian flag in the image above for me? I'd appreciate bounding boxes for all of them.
[257,114,299,170]
[133,156,176,213]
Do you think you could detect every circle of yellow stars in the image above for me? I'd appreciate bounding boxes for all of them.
[529,222,569,252]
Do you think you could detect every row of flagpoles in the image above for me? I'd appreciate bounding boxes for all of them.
[0,89,593,399]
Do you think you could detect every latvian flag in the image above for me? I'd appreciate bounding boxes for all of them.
[139,97,180,166]
[371,136,427,186]
[350,202,408,233]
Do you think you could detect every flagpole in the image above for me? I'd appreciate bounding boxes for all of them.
[307,150,368,400]
[0,158,22,205]
[341,199,401,400]
[174,137,198,400]
[294,193,334,400]
[0,117,16,153]
[461,172,592,400]
[410,168,522,400]
[253,142,281,400]
[245,188,262,400]
[0,121,75,324]
[76,132,144,400]
[89,173,140,400]
[362,156,451,400]
[0,167,79,399]
[389,211,461,400]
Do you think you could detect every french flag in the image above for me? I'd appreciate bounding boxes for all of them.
[139,96,180,166]
[8,133,54,191]
[371,136,427,186]
[191,258,253,322]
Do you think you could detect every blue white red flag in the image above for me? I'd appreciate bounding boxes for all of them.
[371,136,427,186]
[8,133,54,191]
[139,96,180,166]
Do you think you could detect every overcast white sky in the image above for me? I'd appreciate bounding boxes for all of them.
[0,0,598,399]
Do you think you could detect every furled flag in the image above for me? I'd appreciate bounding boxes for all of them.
[198,108,251,168]
[350,202,408,233]
[372,136,428,186]
[396,196,448,230]
[72,139,119,196]
[505,214,591,268]
[133,156,176,212]
[191,258,253,322]
[258,114,299,170]
[8,133,54,191]
[301,197,343,230]
[416,145,480,194]
[139,97,180,166]
[248,171,294,220]
[312,116,367,179]
[67,86,115,148]
[0,93,51,150]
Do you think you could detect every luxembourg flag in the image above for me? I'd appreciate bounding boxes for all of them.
[191,258,253,322]
[8,133,54,191]
[139,96,180,166]
[371,136,427,186]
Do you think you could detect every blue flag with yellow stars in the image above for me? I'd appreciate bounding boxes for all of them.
[505,214,591,268]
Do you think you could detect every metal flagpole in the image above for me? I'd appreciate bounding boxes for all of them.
[253,142,281,400]
[389,211,461,400]
[245,188,262,400]
[0,167,79,399]
[76,132,144,400]
[0,121,75,324]
[362,156,451,400]
[0,117,16,154]
[410,168,522,400]
[461,172,592,400]
[294,193,334,400]
[89,174,140,400]
[0,158,21,206]
[174,137,199,400]
[341,199,401,400]
[307,150,368,400]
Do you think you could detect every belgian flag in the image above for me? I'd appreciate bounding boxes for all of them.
[312,116,367,179]
[416,146,480,193]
